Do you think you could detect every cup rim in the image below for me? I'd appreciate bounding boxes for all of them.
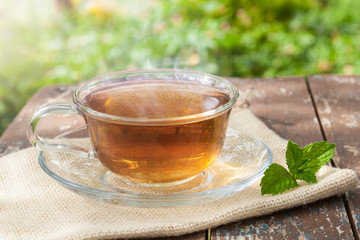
[73,68,239,125]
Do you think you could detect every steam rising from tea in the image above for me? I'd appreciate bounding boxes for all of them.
[83,81,229,120]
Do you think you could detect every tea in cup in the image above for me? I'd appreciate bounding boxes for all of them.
[28,69,239,184]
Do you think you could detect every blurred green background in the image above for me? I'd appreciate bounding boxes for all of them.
[1,0,360,134]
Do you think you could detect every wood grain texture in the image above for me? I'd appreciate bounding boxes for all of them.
[211,76,355,239]
[213,196,352,239]
[307,75,360,170]
[308,75,360,238]
[228,76,323,146]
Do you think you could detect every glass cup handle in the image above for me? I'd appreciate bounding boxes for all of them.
[27,104,93,158]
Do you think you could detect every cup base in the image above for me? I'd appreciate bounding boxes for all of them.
[100,170,212,195]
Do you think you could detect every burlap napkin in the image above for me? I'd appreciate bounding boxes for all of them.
[0,109,358,240]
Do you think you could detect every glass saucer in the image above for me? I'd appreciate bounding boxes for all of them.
[38,126,272,207]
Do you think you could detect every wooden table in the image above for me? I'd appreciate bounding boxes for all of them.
[1,75,359,239]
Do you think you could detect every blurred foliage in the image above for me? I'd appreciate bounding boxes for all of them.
[1,0,360,134]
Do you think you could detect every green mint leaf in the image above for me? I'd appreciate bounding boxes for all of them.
[260,163,299,195]
[286,140,336,183]
[286,140,302,173]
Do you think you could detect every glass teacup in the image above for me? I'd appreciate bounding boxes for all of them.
[27,69,239,184]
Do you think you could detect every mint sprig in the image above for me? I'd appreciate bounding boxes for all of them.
[260,140,336,195]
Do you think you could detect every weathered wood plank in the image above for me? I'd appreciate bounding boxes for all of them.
[0,85,76,155]
[212,76,355,239]
[213,196,351,239]
[0,84,207,240]
[308,75,360,238]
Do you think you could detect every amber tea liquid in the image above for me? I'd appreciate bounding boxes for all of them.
[83,81,231,183]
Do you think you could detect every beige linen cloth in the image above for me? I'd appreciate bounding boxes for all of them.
[0,109,358,240]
